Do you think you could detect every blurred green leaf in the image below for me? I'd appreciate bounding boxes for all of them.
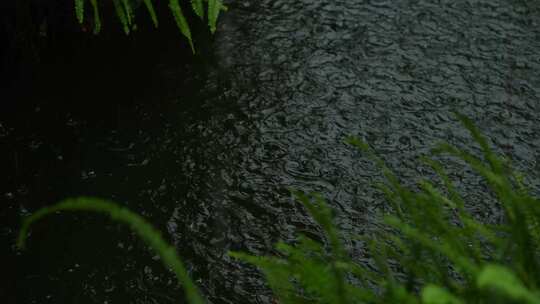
[421,285,463,304]
[477,264,540,304]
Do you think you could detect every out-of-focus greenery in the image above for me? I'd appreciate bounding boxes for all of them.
[74,0,227,51]
[17,114,540,303]
[17,198,205,304]
[232,114,540,304]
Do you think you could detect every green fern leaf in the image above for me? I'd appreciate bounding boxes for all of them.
[477,264,540,304]
[142,0,159,27]
[121,0,133,26]
[75,0,85,24]
[17,197,205,304]
[191,0,204,19]
[422,285,464,304]
[113,0,130,34]
[384,216,479,276]
[207,0,222,33]
[169,0,195,52]
[89,0,101,34]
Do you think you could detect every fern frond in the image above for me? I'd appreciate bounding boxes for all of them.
[113,0,130,34]
[121,0,134,26]
[17,197,205,304]
[230,252,300,304]
[384,215,479,276]
[89,0,101,34]
[455,112,505,175]
[421,285,464,304]
[477,265,540,304]
[75,0,85,24]
[142,0,159,27]
[169,0,195,52]
[207,0,222,33]
[191,0,204,19]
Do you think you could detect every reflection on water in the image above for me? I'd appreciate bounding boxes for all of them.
[3,0,540,303]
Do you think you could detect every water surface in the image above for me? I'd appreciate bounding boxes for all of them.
[3,0,540,303]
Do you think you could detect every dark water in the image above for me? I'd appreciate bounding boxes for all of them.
[3,0,540,303]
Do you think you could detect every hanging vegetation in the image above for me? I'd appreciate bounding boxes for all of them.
[73,0,227,51]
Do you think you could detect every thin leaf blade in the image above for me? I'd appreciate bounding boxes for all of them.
[191,0,204,19]
[75,0,85,24]
[169,0,195,52]
[113,0,130,34]
[89,0,101,34]
[17,197,205,304]
[207,0,222,33]
[143,0,159,27]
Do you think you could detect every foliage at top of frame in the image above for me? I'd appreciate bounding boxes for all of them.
[74,0,227,52]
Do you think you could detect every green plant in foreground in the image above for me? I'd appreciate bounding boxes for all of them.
[16,198,204,304]
[232,114,540,304]
[17,114,540,303]
[74,0,227,51]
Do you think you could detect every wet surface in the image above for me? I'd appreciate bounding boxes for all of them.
[3,0,540,303]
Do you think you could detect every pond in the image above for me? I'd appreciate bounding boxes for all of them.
[2,0,540,303]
